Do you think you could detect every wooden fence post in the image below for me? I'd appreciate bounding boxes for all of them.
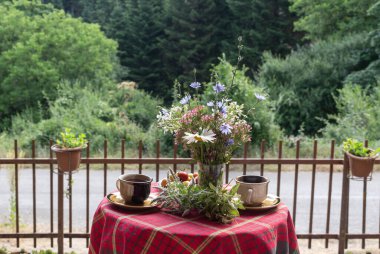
[338,153,350,254]
[58,171,64,254]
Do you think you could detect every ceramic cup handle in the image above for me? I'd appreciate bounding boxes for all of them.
[116,179,121,191]
[246,188,253,204]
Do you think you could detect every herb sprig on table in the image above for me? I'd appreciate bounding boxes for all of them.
[195,183,245,224]
[152,170,244,224]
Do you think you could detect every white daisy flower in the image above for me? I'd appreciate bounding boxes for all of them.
[182,130,216,144]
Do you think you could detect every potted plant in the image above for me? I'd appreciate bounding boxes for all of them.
[51,128,87,173]
[343,138,380,177]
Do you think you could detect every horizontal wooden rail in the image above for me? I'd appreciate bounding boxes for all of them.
[0,233,90,238]
[1,157,370,164]
[298,234,380,239]
[297,234,339,239]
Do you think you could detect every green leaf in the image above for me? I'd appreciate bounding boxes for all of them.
[229,183,240,195]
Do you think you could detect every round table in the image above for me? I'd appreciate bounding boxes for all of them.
[89,186,299,254]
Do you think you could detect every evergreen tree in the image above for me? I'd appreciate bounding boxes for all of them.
[224,0,300,74]
[42,0,82,16]
[121,0,170,100]
[162,0,227,85]
[43,0,126,37]
[290,0,379,41]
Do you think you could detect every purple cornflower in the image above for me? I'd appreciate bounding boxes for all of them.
[180,95,191,105]
[220,123,232,135]
[213,82,225,93]
[255,93,266,101]
[226,139,234,146]
[206,101,214,107]
[190,82,201,89]
[220,106,227,115]
[160,108,169,116]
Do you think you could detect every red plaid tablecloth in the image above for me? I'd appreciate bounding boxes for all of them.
[89,187,299,254]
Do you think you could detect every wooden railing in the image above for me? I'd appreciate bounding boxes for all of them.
[0,139,379,254]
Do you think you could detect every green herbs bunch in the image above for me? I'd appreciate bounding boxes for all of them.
[343,138,380,157]
[153,170,244,224]
[152,170,201,217]
[56,128,87,148]
[194,183,244,224]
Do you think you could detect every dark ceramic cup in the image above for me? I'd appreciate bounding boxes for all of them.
[116,174,152,205]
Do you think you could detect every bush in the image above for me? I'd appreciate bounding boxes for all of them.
[258,33,372,136]
[109,82,162,130]
[0,0,118,128]
[1,81,163,156]
[322,83,380,144]
[205,56,282,146]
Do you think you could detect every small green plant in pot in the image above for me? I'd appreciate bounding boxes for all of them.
[51,128,87,173]
[343,138,380,178]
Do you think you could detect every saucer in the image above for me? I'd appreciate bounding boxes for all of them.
[241,194,280,211]
[107,192,157,210]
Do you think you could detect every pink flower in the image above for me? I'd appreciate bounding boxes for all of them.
[201,114,213,123]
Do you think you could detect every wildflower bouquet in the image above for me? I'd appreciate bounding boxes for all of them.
[157,79,264,188]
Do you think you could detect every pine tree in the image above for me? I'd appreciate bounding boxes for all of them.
[224,0,300,74]
[162,0,228,85]
[120,0,170,100]
[42,0,83,16]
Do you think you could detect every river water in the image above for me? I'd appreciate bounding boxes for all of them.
[0,167,379,235]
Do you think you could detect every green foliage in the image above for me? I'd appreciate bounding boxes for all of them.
[0,248,73,254]
[2,81,158,154]
[344,26,380,87]
[7,169,17,228]
[2,0,380,153]
[6,0,56,16]
[343,138,380,157]
[162,0,224,85]
[153,171,202,216]
[31,250,54,254]
[43,0,125,34]
[290,0,380,41]
[224,0,300,72]
[258,33,370,135]
[322,83,380,143]
[195,182,244,224]
[0,0,118,128]
[42,0,302,101]
[121,0,170,100]
[207,56,281,145]
[110,83,163,130]
[153,170,244,224]
[56,128,87,148]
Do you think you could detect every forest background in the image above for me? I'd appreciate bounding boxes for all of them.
[1,0,380,158]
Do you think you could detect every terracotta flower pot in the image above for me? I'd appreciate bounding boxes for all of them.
[51,144,85,172]
[346,152,376,177]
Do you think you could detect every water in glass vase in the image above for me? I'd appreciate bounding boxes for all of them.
[197,162,224,188]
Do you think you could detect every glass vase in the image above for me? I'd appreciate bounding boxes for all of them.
[197,162,224,188]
